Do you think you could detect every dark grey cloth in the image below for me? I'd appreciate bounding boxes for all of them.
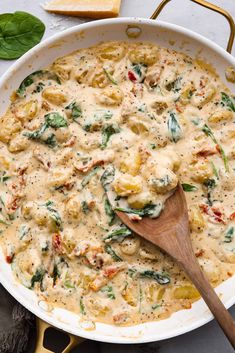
[0,285,35,353]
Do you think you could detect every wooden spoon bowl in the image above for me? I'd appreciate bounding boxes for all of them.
[114,184,235,348]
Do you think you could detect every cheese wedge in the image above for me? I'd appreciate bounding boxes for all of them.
[44,0,122,18]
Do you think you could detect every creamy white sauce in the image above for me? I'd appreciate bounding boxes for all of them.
[0,41,235,326]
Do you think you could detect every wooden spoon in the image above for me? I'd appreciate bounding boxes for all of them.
[114,184,235,348]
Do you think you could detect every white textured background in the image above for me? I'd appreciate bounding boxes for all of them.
[0,1,235,352]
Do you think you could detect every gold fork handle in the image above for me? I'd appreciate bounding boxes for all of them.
[150,0,235,53]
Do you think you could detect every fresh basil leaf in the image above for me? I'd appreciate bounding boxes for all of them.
[221,92,235,112]
[139,270,170,285]
[100,124,120,149]
[0,11,45,60]
[45,112,68,129]
[182,183,198,192]
[105,244,122,262]
[167,112,182,143]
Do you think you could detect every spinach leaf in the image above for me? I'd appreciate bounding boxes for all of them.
[211,161,219,180]
[45,201,62,230]
[139,270,170,285]
[221,92,235,112]
[45,112,68,129]
[105,244,123,262]
[100,124,120,149]
[0,12,45,60]
[131,63,147,82]
[104,197,115,225]
[115,203,162,218]
[44,134,57,148]
[80,297,86,314]
[19,224,30,240]
[24,121,48,140]
[165,77,182,92]
[81,166,100,188]
[103,68,118,85]
[100,165,115,190]
[24,112,66,147]
[152,304,162,310]
[224,226,234,243]
[182,183,198,192]
[0,171,10,183]
[103,226,132,243]
[31,267,45,291]
[203,178,216,206]
[94,110,113,120]
[52,264,60,286]
[65,101,82,121]
[33,82,45,93]
[202,124,229,172]
[17,70,60,97]
[167,112,182,143]
[100,285,116,299]
[81,201,90,214]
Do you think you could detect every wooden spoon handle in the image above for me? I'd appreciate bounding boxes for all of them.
[181,257,235,348]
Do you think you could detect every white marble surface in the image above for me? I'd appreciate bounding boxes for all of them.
[0,1,235,352]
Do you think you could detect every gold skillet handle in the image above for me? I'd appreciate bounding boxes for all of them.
[151,0,235,53]
[35,318,84,353]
